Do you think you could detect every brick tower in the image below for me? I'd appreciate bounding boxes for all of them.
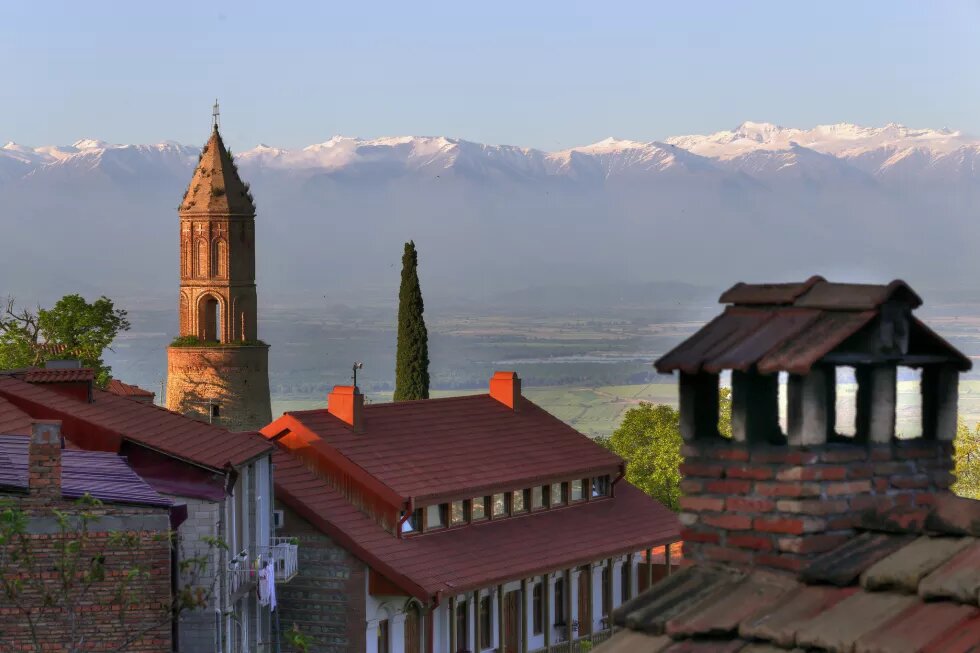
[166,107,272,431]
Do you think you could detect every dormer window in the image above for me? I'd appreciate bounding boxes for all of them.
[512,489,528,513]
[531,486,545,510]
[592,475,610,498]
[401,508,423,534]
[451,500,467,526]
[472,496,487,521]
[426,504,447,530]
[571,479,585,501]
[550,482,566,507]
[492,493,509,518]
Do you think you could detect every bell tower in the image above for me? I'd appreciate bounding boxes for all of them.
[166,104,272,431]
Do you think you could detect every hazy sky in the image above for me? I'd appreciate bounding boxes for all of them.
[3,1,979,151]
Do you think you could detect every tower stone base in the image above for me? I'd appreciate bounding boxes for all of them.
[166,345,272,432]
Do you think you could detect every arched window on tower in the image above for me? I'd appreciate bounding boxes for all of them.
[213,239,228,278]
[194,239,208,278]
[201,296,221,342]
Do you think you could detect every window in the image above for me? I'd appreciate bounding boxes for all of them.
[602,566,612,617]
[451,500,467,526]
[550,482,566,507]
[479,595,492,649]
[401,508,423,534]
[531,486,545,510]
[456,600,469,649]
[554,578,565,626]
[571,479,584,501]
[512,489,528,513]
[592,476,610,498]
[426,504,447,530]
[378,619,390,653]
[471,496,487,521]
[532,583,543,635]
[621,560,630,603]
[492,493,508,518]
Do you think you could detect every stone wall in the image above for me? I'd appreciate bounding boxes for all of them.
[166,345,271,432]
[275,502,367,653]
[679,439,954,572]
[0,504,172,652]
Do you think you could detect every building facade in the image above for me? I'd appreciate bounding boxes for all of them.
[166,114,271,431]
[0,366,295,652]
[263,371,681,652]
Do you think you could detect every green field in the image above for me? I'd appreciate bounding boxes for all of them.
[272,380,980,439]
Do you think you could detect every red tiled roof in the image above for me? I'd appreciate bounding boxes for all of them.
[0,375,271,470]
[269,394,624,502]
[106,379,155,398]
[605,495,980,653]
[272,449,679,599]
[23,368,95,383]
[0,396,32,435]
[656,278,969,375]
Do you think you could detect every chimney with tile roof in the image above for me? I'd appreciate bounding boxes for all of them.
[489,371,521,411]
[28,419,62,501]
[328,385,364,433]
[656,278,967,573]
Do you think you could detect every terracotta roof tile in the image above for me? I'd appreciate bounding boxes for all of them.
[801,531,916,587]
[654,278,969,375]
[600,631,673,653]
[738,584,859,648]
[613,565,745,634]
[23,368,94,383]
[922,614,980,653]
[664,641,750,653]
[272,449,678,599]
[106,379,155,398]
[794,590,919,652]
[860,536,972,593]
[918,539,980,603]
[665,570,798,639]
[854,601,978,653]
[0,375,270,470]
[273,394,623,501]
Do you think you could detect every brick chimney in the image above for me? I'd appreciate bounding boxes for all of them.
[489,371,521,410]
[328,385,364,433]
[28,419,63,501]
[656,278,966,573]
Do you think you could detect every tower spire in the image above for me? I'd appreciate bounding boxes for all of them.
[212,98,220,131]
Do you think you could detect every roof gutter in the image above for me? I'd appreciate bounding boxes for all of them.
[611,463,626,498]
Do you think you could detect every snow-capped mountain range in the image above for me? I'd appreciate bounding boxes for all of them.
[2,121,978,184]
[2,121,979,305]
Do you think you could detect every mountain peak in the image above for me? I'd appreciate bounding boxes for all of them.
[71,138,109,150]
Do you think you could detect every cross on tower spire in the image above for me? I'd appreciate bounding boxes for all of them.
[212,99,220,131]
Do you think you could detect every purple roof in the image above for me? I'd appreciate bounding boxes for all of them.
[0,434,172,508]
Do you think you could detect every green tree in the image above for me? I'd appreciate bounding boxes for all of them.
[600,388,732,510]
[0,295,129,387]
[954,418,980,500]
[393,241,430,401]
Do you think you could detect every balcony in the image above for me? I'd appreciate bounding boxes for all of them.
[529,627,613,653]
[225,538,300,602]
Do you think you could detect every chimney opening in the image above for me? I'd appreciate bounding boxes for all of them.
[835,366,858,438]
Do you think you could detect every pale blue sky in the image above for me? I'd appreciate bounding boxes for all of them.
[3,1,979,151]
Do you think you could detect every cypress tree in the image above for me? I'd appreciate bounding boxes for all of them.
[393,241,430,401]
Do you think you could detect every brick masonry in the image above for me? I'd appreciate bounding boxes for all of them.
[0,501,172,652]
[276,501,367,653]
[166,345,272,432]
[679,439,954,572]
[171,494,223,653]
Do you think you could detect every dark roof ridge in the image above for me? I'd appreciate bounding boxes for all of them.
[286,392,493,417]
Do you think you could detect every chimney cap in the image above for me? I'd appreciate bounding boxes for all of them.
[492,370,518,380]
[331,385,360,395]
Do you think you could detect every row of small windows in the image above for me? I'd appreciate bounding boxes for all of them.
[401,476,611,535]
